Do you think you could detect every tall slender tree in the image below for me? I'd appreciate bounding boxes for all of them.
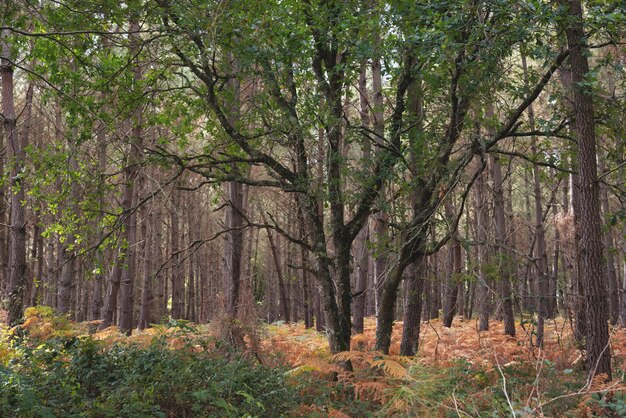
[564,0,611,380]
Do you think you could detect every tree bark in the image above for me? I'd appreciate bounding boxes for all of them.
[353,63,371,334]
[138,205,153,329]
[400,258,425,356]
[443,200,462,327]
[486,104,515,337]
[522,55,550,345]
[264,216,290,322]
[170,187,184,319]
[565,0,611,380]
[117,18,143,334]
[475,159,491,332]
[2,30,27,325]
[599,158,618,325]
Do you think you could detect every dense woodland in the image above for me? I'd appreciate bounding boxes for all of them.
[0,0,625,416]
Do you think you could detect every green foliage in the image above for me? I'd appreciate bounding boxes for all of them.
[590,391,626,417]
[0,333,295,417]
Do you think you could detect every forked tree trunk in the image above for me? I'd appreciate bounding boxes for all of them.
[377,79,425,354]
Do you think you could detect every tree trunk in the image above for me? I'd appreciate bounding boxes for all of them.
[599,158,618,325]
[353,63,371,334]
[565,0,611,380]
[138,205,153,329]
[475,159,491,332]
[264,218,290,322]
[2,30,27,325]
[117,18,144,334]
[371,56,388,317]
[170,187,184,319]
[89,123,107,321]
[400,258,425,356]
[486,104,515,337]
[443,200,462,327]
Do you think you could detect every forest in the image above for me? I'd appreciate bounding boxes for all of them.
[0,0,624,416]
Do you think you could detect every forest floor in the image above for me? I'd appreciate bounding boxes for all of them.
[2,308,626,417]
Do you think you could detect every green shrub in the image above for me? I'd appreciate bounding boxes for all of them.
[0,334,296,417]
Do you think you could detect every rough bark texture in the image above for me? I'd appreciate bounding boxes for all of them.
[599,159,618,325]
[400,258,425,356]
[565,0,611,380]
[3,30,27,325]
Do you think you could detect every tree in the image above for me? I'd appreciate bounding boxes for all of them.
[564,0,611,380]
[154,0,414,356]
[2,27,27,325]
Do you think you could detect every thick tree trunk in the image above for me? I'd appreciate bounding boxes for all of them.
[400,258,425,356]
[565,0,611,380]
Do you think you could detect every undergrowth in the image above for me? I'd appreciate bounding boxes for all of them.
[2,307,626,417]
[0,308,295,417]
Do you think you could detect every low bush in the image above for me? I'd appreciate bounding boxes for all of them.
[0,332,296,417]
